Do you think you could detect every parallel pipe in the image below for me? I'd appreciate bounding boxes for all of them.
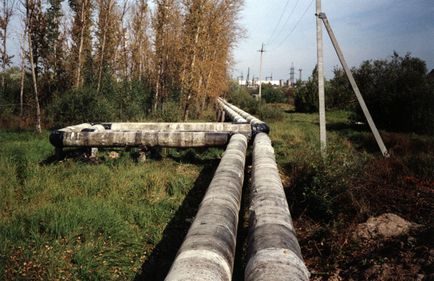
[165,134,248,281]
[245,133,309,281]
[50,123,252,148]
[217,98,269,134]
[217,99,248,123]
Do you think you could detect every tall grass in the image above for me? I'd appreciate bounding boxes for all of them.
[0,131,201,279]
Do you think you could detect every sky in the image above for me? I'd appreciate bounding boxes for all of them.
[232,0,434,80]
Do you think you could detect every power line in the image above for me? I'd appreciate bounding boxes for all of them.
[266,0,292,45]
[269,0,300,46]
[275,0,315,49]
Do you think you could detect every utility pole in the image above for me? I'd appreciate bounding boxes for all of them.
[298,68,302,81]
[318,12,389,157]
[316,0,326,156]
[246,67,250,86]
[258,43,265,100]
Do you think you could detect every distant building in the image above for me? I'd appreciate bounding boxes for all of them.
[237,78,290,87]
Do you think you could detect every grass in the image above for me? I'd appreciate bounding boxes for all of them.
[262,103,434,279]
[1,104,433,280]
[0,130,203,280]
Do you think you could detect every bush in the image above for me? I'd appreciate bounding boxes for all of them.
[261,84,287,103]
[227,82,258,112]
[286,146,364,222]
[48,87,116,128]
[294,54,434,135]
[227,83,283,121]
[294,73,318,113]
[350,53,434,135]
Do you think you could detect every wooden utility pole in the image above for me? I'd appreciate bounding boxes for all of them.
[258,43,265,100]
[318,12,389,157]
[316,0,326,155]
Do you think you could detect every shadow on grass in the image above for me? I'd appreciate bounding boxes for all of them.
[39,148,89,165]
[327,122,382,154]
[134,159,219,281]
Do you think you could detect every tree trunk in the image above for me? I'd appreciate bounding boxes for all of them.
[19,34,25,121]
[27,27,41,133]
[75,0,87,88]
[96,0,114,94]
[182,25,201,121]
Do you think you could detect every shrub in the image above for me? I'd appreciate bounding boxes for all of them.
[294,81,318,113]
[350,53,434,135]
[261,84,287,103]
[47,86,116,128]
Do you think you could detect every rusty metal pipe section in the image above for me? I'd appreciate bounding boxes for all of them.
[217,98,270,135]
[50,122,252,148]
[245,133,309,281]
[165,134,248,281]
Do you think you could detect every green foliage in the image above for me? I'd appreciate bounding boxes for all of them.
[149,101,182,122]
[261,84,287,103]
[227,82,257,112]
[48,86,116,128]
[227,82,283,121]
[47,80,155,127]
[293,66,319,113]
[350,52,434,135]
[326,67,354,109]
[294,54,434,135]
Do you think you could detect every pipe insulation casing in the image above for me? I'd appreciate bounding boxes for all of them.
[165,134,248,281]
[245,133,309,281]
[50,123,252,148]
[217,98,270,135]
[217,99,248,124]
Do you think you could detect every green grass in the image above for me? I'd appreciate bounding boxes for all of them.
[0,131,202,279]
[1,105,433,280]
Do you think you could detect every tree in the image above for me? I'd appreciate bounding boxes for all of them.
[69,0,93,88]
[180,0,244,120]
[24,0,44,133]
[0,0,15,94]
[350,52,434,134]
[43,0,68,93]
[130,0,151,82]
[294,66,319,113]
[152,0,182,111]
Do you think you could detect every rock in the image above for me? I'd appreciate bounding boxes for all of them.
[137,151,146,163]
[108,151,120,159]
[354,213,418,241]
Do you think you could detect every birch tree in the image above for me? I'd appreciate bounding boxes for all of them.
[152,0,182,111]
[69,0,92,88]
[95,0,118,94]
[24,0,43,133]
[130,0,151,82]
[0,0,15,94]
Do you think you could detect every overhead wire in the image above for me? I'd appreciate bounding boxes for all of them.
[266,0,292,45]
[268,0,301,47]
[275,0,315,49]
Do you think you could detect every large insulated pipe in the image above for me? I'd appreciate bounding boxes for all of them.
[245,133,309,281]
[50,123,251,148]
[217,99,248,123]
[165,134,248,281]
[218,98,269,134]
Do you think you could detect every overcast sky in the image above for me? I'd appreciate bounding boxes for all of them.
[232,0,434,80]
